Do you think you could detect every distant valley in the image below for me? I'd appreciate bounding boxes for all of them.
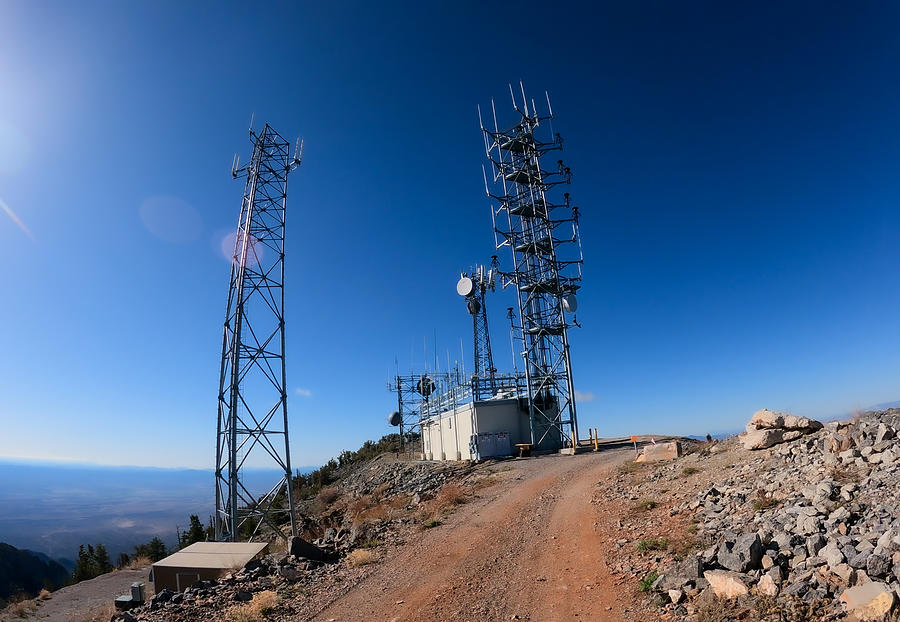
[0,460,314,561]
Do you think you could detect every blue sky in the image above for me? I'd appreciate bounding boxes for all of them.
[2,2,900,468]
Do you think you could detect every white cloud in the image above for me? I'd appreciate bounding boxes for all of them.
[575,390,595,403]
[295,388,312,397]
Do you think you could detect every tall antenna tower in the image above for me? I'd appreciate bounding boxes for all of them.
[456,258,498,401]
[215,123,303,541]
[480,84,584,450]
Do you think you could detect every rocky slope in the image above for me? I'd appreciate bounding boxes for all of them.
[111,455,474,621]
[600,408,900,621]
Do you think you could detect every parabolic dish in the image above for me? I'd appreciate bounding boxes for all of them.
[456,276,475,297]
[562,294,578,313]
[388,411,402,426]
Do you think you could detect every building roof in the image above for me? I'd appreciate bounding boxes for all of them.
[152,541,268,570]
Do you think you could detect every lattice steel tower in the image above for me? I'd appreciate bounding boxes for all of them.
[480,85,584,450]
[456,259,498,401]
[215,123,302,541]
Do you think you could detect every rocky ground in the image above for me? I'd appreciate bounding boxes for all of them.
[115,455,480,622]
[12,410,900,622]
[598,408,900,621]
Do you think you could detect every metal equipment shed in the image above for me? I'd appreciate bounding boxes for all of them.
[151,541,269,592]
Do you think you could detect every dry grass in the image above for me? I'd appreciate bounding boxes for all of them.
[695,594,829,622]
[669,533,702,559]
[316,486,340,506]
[431,483,466,514]
[631,499,658,513]
[387,493,412,509]
[371,482,390,501]
[471,474,500,492]
[224,590,280,622]
[126,554,152,569]
[36,590,50,602]
[618,461,645,475]
[346,549,377,567]
[348,495,373,518]
[827,464,860,484]
[359,503,392,524]
[75,602,116,622]
[751,490,780,511]
[416,482,468,525]
[681,466,700,476]
[7,600,30,620]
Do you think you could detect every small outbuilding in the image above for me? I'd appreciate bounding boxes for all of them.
[151,541,269,592]
[421,397,560,461]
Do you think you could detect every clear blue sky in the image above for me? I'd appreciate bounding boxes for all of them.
[2,2,900,468]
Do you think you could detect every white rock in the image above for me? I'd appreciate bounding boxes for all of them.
[840,581,896,620]
[757,573,779,596]
[741,428,784,450]
[704,570,750,599]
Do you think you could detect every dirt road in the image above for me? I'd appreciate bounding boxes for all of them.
[312,449,634,622]
[21,566,153,622]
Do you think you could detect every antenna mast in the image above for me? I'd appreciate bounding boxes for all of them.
[216,123,302,541]
[456,259,498,401]
[480,84,583,450]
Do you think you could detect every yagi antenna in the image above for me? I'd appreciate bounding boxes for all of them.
[491,98,499,134]
[509,83,521,113]
[292,137,304,167]
[520,81,529,117]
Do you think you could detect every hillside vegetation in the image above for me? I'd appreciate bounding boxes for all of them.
[0,543,69,605]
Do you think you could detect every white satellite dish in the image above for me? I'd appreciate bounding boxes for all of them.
[457,276,475,297]
[562,294,578,313]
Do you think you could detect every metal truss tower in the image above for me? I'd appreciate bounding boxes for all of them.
[480,85,584,450]
[387,373,427,446]
[215,123,302,541]
[456,260,499,401]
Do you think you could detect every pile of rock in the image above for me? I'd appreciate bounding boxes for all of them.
[652,408,900,620]
[337,455,467,499]
[116,550,326,622]
[741,408,823,450]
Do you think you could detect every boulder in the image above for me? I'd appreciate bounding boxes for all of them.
[741,409,823,450]
[289,536,325,561]
[704,570,750,599]
[661,555,703,589]
[718,534,763,573]
[635,441,682,463]
[840,581,896,620]
[741,428,784,450]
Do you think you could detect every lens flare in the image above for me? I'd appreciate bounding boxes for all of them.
[220,230,263,266]
[0,198,35,241]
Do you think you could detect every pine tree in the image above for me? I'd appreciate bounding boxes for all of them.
[94,543,113,574]
[134,537,168,562]
[183,515,205,547]
[71,544,100,583]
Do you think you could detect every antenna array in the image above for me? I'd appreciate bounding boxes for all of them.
[479,84,584,450]
[456,256,500,401]
[215,123,302,541]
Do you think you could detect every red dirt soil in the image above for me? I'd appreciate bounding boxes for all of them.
[312,450,636,622]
